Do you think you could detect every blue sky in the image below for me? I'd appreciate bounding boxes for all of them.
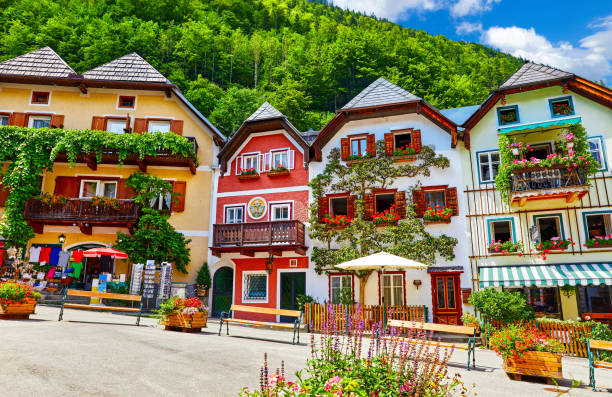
[332,0,612,83]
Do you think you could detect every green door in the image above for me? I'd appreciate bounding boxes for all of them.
[212,267,233,317]
[280,272,306,323]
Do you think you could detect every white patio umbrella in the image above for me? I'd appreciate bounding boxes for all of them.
[334,251,427,271]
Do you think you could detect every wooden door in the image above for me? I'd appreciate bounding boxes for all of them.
[279,272,305,323]
[212,267,233,317]
[431,273,462,325]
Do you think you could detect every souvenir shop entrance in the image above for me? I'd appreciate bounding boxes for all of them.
[67,243,107,290]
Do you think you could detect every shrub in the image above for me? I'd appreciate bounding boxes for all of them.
[196,263,211,290]
[490,324,564,359]
[468,288,535,323]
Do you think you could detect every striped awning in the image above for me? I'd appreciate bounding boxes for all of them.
[479,264,612,288]
[498,116,581,134]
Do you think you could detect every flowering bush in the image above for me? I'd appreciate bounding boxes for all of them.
[460,312,479,325]
[39,192,67,206]
[372,204,400,224]
[157,296,207,319]
[488,240,524,255]
[322,213,352,227]
[423,206,452,223]
[507,142,531,156]
[584,234,612,248]
[393,145,417,156]
[346,148,374,161]
[240,167,259,176]
[535,237,574,260]
[0,282,38,307]
[490,324,564,360]
[90,195,120,210]
[241,305,469,396]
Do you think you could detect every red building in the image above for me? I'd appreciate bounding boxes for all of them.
[210,103,314,321]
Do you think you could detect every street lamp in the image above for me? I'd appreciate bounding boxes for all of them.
[58,234,66,244]
[265,254,274,274]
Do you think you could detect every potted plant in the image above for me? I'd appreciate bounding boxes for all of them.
[392,145,417,162]
[488,240,524,255]
[321,213,352,228]
[0,282,42,320]
[39,192,67,207]
[490,324,564,381]
[91,195,120,210]
[238,167,259,180]
[423,206,452,223]
[196,263,211,297]
[372,205,400,226]
[267,163,290,177]
[159,296,208,332]
[460,312,480,331]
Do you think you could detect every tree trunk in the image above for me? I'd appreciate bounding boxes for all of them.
[358,272,371,304]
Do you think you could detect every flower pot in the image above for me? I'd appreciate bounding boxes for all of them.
[502,351,562,381]
[0,298,37,320]
[162,311,208,333]
[197,288,209,297]
[512,148,520,156]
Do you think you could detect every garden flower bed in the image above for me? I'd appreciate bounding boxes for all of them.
[158,297,208,333]
[0,282,41,320]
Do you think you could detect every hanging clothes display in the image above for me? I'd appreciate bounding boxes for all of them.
[46,267,55,279]
[99,255,113,273]
[39,246,52,263]
[29,246,41,263]
[70,261,84,279]
[57,251,71,268]
[49,246,61,266]
[71,249,84,263]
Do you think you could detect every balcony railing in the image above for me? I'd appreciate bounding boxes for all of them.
[510,165,588,205]
[212,220,306,255]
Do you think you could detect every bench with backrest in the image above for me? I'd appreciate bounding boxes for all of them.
[588,339,612,390]
[58,289,143,326]
[219,304,302,344]
[386,320,477,370]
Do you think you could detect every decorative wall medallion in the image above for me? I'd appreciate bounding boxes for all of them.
[248,197,267,219]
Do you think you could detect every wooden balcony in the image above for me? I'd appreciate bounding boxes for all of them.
[211,220,307,256]
[510,165,589,206]
[24,198,139,235]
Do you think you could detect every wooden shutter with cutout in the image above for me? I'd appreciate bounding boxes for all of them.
[170,120,183,135]
[446,187,458,216]
[364,193,375,220]
[347,196,356,219]
[171,181,186,212]
[412,129,422,152]
[53,176,80,197]
[0,183,10,207]
[413,190,426,217]
[340,138,350,160]
[318,196,330,220]
[394,191,406,218]
[116,179,136,199]
[384,133,394,155]
[50,115,64,129]
[367,134,376,156]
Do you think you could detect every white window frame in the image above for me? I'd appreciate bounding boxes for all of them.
[106,118,127,134]
[242,271,268,303]
[588,136,607,171]
[242,153,260,173]
[271,150,289,169]
[477,151,500,183]
[330,274,352,304]
[151,190,172,211]
[0,114,10,126]
[28,115,52,129]
[79,179,118,199]
[270,202,292,221]
[147,120,171,133]
[224,205,245,224]
[381,273,404,306]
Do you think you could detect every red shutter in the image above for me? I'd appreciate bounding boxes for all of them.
[53,176,80,197]
[413,190,426,217]
[50,115,64,129]
[318,196,329,221]
[366,134,376,156]
[170,120,183,135]
[133,118,148,134]
[412,129,422,152]
[364,193,375,220]
[384,133,394,155]
[347,195,356,219]
[171,181,186,212]
[9,112,27,127]
[340,138,350,160]
[116,179,135,199]
[0,183,10,207]
[394,191,406,218]
[91,116,106,131]
[446,187,458,216]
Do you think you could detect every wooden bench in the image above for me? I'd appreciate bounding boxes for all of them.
[386,320,477,370]
[588,339,612,390]
[58,289,143,326]
[219,304,302,345]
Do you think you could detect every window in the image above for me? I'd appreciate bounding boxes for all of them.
[243,273,267,301]
[79,180,118,198]
[549,96,574,118]
[527,143,551,160]
[118,96,135,109]
[578,285,612,313]
[330,274,352,304]
[425,190,445,209]
[478,151,500,183]
[329,197,348,216]
[381,274,404,306]
[588,137,607,171]
[350,136,367,156]
[523,287,560,314]
[534,215,563,242]
[489,219,513,243]
[225,206,244,224]
[242,154,259,172]
[106,119,127,134]
[375,193,395,213]
[394,133,412,151]
[28,116,51,129]
[435,276,456,309]
[497,105,519,125]
[147,120,171,133]
[0,115,9,126]
[271,150,289,169]
[584,212,612,239]
[31,91,49,105]
[270,203,291,221]
[151,191,172,211]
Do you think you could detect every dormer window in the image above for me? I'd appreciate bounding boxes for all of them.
[497,105,519,126]
[31,91,49,105]
[549,96,574,118]
[118,96,136,109]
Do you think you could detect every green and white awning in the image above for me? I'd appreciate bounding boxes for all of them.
[479,264,612,288]
[498,116,581,134]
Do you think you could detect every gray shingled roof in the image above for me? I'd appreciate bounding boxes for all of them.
[0,46,76,78]
[341,77,421,110]
[499,62,573,90]
[440,105,480,126]
[246,102,284,121]
[83,53,169,83]
[300,129,320,144]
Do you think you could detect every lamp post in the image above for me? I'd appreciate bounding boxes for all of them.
[265,253,274,275]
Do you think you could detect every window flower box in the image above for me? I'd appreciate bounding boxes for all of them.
[535,237,574,260]
[267,166,290,177]
[238,168,260,180]
[391,146,417,162]
[423,206,452,224]
[584,235,612,248]
[345,151,374,166]
[372,205,400,226]
[322,213,352,228]
[488,241,524,256]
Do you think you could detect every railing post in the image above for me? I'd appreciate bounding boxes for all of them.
[423,305,428,322]
[240,223,244,246]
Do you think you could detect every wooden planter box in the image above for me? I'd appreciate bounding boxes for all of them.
[423,219,451,224]
[267,169,290,177]
[0,298,37,320]
[503,351,562,381]
[237,173,259,180]
[391,154,417,162]
[162,311,208,333]
[345,157,373,166]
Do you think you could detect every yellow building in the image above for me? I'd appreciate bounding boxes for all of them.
[0,47,225,288]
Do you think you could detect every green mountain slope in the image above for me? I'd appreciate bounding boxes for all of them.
[0,0,522,135]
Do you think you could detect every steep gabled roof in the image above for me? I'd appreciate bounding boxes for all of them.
[342,77,421,110]
[497,62,574,91]
[83,53,169,83]
[246,102,284,121]
[0,46,76,78]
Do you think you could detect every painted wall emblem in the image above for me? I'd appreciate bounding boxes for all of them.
[248,197,267,219]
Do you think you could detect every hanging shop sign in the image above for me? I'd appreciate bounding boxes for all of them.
[248,197,267,220]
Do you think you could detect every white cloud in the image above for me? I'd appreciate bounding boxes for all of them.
[482,24,612,82]
[455,21,482,35]
[331,0,440,21]
[450,0,501,18]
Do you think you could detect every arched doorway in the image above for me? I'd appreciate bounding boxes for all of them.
[212,267,233,317]
[66,243,107,289]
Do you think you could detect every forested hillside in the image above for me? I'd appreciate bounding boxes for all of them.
[0,0,522,135]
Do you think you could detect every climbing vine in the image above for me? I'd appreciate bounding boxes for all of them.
[0,126,197,247]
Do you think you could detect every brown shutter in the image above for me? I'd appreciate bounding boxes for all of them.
[9,112,27,127]
[133,118,148,134]
[170,120,184,135]
[366,134,376,156]
[116,179,135,199]
[394,191,406,218]
[91,116,106,131]
[53,176,80,197]
[364,193,375,220]
[50,115,64,129]
[171,181,186,212]
[318,196,329,220]
[413,190,426,217]
[347,195,356,219]
[412,129,422,152]
[125,116,131,133]
[0,183,10,207]
[446,187,458,216]
[384,133,394,155]
[340,138,350,160]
